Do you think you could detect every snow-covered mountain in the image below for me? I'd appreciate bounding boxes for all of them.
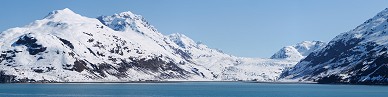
[280,8,388,84]
[0,8,204,82]
[167,33,300,81]
[271,41,326,60]
[0,8,305,82]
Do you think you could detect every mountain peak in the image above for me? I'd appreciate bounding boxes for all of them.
[60,8,73,13]
[97,10,158,34]
[271,40,326,60]
[270,46,303,60]
[115,11,139,19]
[44,8,83,20]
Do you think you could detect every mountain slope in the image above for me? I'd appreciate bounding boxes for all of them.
[280,8,388,84]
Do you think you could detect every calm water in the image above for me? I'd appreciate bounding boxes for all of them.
[0,82,387,97]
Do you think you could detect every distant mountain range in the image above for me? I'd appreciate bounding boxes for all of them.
[0,8,322,83]
[2,8,387,85]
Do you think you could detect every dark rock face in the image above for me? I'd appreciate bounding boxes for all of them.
[0,70,57,83]
[58,56,189,80]
[281,37,388,84]
[0,71,16,83]
[128,57,188,79]
[13,34,47,55]
[345,49,388,84]
[171,47,192,61]
[0,50,21,66]
[303,38,363,67]
[316,75,344,84]
[58,37,74,49]
[73,59,87,72]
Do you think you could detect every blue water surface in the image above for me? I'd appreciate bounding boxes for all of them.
[0,82,387,97]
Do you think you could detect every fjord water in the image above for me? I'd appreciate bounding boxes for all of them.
[0,82,387,97]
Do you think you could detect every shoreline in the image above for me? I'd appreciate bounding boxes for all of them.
[1,80,317,84]
[3,81,388,86]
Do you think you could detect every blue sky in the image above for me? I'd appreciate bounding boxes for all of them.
[1,0,388,58]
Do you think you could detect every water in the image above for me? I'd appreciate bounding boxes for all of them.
[0,82,387,97]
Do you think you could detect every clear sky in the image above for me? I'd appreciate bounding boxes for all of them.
[1,0,388,58]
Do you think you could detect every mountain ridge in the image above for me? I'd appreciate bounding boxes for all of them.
[0,8,317,83]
